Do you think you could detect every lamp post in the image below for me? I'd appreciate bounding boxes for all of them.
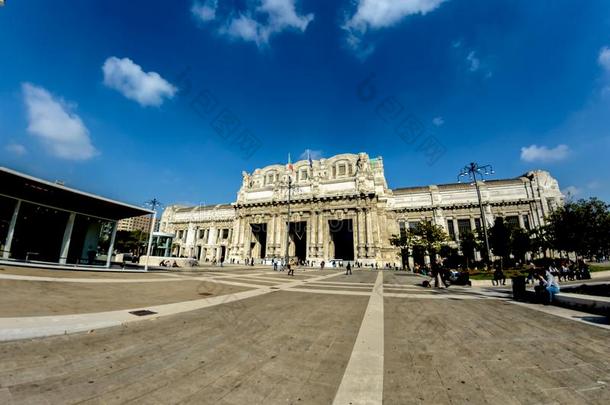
[144,198,161,271]
[458,163,494,264]
[276,169,304,269]
[284,175,292,268]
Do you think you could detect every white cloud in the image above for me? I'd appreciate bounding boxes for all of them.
[219,0,314,47]
[598,46,610,72]
[586,180,600,190]
[466,51,480,72]
[102,57,177,107]
[432,116,444,126]
[299,149,323,160]
[5,143,27,156]
[520,144,570,163]
[562,186,581,197]
[191,0,217,22]
[344,0,448,57]
[223,14,264,44]
[22,83,97,160]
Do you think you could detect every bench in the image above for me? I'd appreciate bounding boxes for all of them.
[521,287,610,317]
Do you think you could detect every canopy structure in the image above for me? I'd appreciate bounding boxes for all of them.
[0,167,153,268]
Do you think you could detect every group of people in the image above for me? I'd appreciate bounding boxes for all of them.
[526,260,591,284]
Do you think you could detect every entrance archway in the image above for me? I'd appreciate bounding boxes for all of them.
[288,221,307,263]
[328,219,354,260]
[250,223,267,259]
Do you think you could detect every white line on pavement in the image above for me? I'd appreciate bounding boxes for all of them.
[0,271,343,342]
[333,270,384,405]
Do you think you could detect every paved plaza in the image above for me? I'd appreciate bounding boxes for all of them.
[0,265,609,404]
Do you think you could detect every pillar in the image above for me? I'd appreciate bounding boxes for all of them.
[269,215,276,254]
[357,208,365,259]
[2,199,20,259]
[518,214,525,229]
[59,212,76,264]
[106,221,117,268]
[317,212,325,258]
[365,209,373,257]
[308,211,317,257]
[408,255,415,272]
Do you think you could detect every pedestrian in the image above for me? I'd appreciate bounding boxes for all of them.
[345,262,352,275]
[287,261,294,276]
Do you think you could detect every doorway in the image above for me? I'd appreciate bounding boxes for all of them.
[288,221,307,263]
[328,219,354,261]
[250,223,267,258]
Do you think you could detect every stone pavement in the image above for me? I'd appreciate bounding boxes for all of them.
[0,266,609,404]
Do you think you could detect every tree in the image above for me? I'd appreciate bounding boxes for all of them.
[488,217,511,265]
[511,227,531,265]
[411,221,449,268]
[114,230,148,255]
[546,198,610,260]
[389,231,415,270]
[459,230,482,269]
[529,226,551,258]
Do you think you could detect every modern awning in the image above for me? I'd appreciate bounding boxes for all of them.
[0,167,154,221]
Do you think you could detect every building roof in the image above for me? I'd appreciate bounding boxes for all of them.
[0,167,153,220]
[174,203,233,213]
[392,177,524,194]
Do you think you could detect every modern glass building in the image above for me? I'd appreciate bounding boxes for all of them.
[0,167,153,268]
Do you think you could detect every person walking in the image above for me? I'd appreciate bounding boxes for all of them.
[345,262,352,275]
[287,260,294,276]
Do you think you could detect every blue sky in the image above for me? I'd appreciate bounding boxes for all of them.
[1,0,609,208]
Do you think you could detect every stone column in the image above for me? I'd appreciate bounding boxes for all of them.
[317,212,325,259]
[59,212,76,264]
[268,214,274,257]
[408,255,415,271]
[105,221,117,268]
[239,219,247,256]
[308,211,317,257]
[2,199,21,259]
[356,208,365,259]
[518,214,525,229]
[365,209,373,257]
[370,209,380,258]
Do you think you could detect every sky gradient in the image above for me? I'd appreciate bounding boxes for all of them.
[1,0,609,208]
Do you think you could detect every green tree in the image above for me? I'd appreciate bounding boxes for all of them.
[459,230,482,269]
[529,226,551,258]
[411,221,448,268]
[389,231,415,270]
[114,230,148,254]
[488,217,512,265]
[511,227,531,265]
[546,197,610,260]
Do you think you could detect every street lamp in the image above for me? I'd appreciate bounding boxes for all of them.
[458,162,494,264]
[144,198,162,271]
[275,169,304,269]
